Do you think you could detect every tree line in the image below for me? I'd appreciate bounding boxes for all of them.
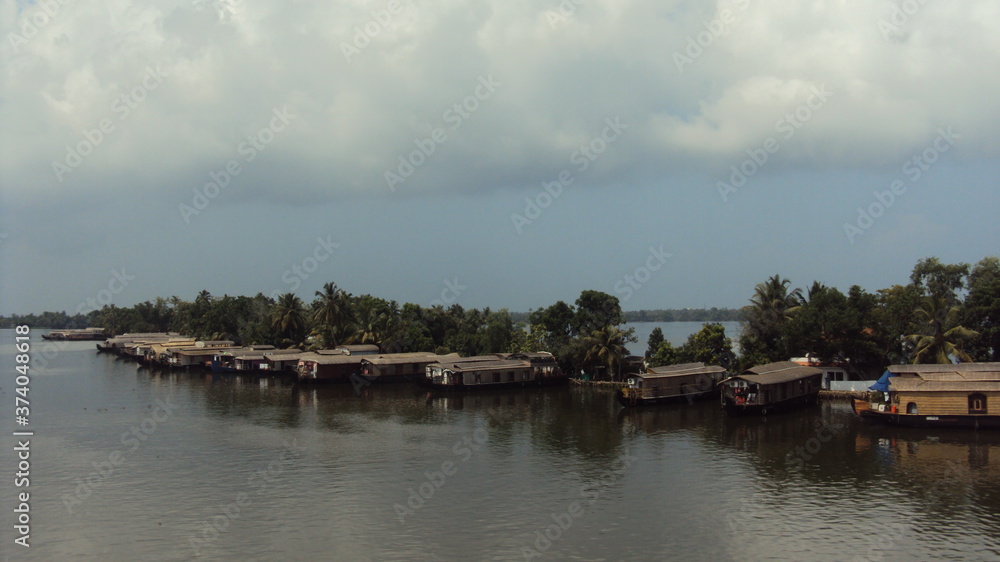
[3,255,996,378]
[640,256,997,378]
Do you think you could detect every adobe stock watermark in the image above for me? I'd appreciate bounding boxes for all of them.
[268,235,341,299]
[673,0,751,72]
[545,0,583,28]
[878,0,931,42]
[613,245,672,303]
[717,84,833,202]
[189,439,306,555]
[394,412,507,524]
[61,396,179,514]
[843,127,958,244]
[351,276,466,394]
[512,117,628,234]
[51,64,169,183]
[340,0,407,62]
[179,105,296,224]
[32,268,137,373]
[518,452,637,560]
[855,458,971,561]
[784,418,846,471]
[430,278,466,308]
[384,74,502,192]
[6,0,74,54]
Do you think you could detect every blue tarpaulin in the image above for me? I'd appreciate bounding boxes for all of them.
[869,370,893,392]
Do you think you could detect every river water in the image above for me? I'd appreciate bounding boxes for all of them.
[3,331,1000,560]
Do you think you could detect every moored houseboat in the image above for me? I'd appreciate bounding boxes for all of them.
[359,352,448,383]
[165,342,239,369]
[505,352,568,385]
[97,332,186,354]
[422,357,536,390]
[43,327,106,341]
[720,361,822,415]
[619,362,727,407]
[264,351,306,374]
[296,353,364,383]
[853,363,1000,429]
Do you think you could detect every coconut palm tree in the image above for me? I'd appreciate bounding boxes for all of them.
[350,301,399,347]
[312,282,351,346]
[749,275,803,322]
[582,325,630,381]
[271,293,307,346]
[906,296,978,364]
[743,275,803,342]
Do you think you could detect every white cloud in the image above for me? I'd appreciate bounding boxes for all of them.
[2,0,999,205]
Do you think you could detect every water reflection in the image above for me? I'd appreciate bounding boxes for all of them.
[6,330,1000,561]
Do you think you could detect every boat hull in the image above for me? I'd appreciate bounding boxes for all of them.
[722,392,819,416]
[859,410,1000,429]
[617,388,719,407]
[419,377,569,392]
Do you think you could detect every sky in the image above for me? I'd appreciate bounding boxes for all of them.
[1,0,999,316]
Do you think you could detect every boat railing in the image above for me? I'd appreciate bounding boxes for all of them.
[621,387,650,400]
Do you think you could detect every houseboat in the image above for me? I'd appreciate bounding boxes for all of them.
[506,352,568,385]
[98,332,185,354]
[853,363,1000,429]
[619,362,727,407]
[296,353,364,383]
[359,352,448,383]
[422,357,536,390]
[264,351,306,374]
[720,361,823,415]
[43,327,105,341]
[165,342,238,369]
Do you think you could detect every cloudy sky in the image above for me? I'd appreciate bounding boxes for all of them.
[2,0,998,316]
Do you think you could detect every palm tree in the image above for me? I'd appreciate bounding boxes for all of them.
[745,275,803,340]
[351,304,390,344]
[906,296,978,364]
[750,275,803,318]
[271,293,307,346]
[312,282,351,346]
[582,325,629,381]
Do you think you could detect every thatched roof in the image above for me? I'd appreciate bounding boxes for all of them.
[433,359,531,372]
[888,363,1000,390]
[335,344,380,354]
[298,353,364,365]
[732,361,822,385]
[891,377,1000,392]
[643,362,727,379]
[266,352,305,363]
[362,352,443,366]
[888,363,1000,379]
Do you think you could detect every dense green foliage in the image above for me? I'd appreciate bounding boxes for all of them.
[5,255,995,376]
[646,323,736,370]
[737,256,997,374]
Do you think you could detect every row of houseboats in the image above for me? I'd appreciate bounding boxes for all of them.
[96,332,566,390]
[97,332,1000,427]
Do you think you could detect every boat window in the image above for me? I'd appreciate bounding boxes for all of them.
[969,393,987,414]
[906,402,918,414]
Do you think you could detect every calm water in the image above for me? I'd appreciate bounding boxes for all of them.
[3,330,1000,561]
